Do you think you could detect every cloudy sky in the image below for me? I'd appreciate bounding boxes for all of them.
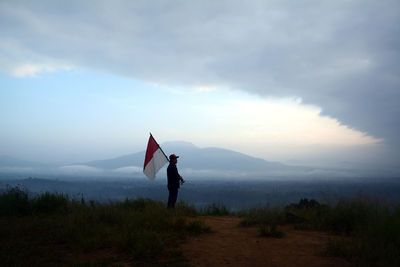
[0,0,399,168]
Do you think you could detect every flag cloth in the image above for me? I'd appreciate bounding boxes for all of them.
[143,134,168,180]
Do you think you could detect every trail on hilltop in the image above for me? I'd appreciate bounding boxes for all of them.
[182,216,350,267]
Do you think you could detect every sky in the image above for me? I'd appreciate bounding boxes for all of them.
[0,0,399,168]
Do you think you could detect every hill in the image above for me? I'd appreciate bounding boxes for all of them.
[2,141,397,178]
[83,141,307,178]
[1,188,399,266]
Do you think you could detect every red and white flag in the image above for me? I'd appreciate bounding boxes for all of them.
[143,134,169,180]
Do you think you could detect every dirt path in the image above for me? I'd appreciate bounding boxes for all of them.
[182,216,350,267]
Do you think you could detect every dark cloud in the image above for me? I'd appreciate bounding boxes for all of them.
[1,0,399,162]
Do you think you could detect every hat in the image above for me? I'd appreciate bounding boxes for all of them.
[169,154,179,160]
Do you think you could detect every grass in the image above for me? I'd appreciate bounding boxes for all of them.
[238,205,283,227]
[258,223,285,238]
[325,239,353,259]
[199,203,231,216]
[2,187,399,266]
[239,197,400,266]
[0,187,210,266]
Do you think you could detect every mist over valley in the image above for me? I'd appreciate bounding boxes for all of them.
[2,141,398,180]
[1,141,399,210]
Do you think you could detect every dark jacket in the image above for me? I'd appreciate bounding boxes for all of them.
[167,162,180,189]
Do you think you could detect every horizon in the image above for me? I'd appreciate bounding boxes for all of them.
[0,138,388,167]
[1,1,399,171]
[2,139,399,180]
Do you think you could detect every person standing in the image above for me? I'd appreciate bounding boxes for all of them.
[167,154,184,208]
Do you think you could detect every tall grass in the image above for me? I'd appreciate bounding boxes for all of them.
[199,203,231,216]
[2,187,399,266]
[0,187,209,266]
[0,186,30,216]
[239,197,400,266]
[0,186,69,216]
[238,205,283,227]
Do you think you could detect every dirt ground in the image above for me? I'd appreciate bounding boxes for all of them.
[181,216,351,267]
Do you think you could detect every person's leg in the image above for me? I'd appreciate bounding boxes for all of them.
[168,188,178,208]
[171,188,179,208]
[167,189,173,208]
[167,188,175,208]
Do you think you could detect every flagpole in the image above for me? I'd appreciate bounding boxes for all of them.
[150,132,170,162]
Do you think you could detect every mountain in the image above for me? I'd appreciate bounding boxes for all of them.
[83,141,306,177]
[84,152,145,170]
[4,142,383,179]
[161,141,287,172]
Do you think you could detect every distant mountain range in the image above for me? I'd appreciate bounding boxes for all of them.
[0,142,305,178]
[85,141,291,170]
[1,141,398,179]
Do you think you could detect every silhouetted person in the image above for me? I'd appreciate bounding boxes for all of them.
[167,154,184,208]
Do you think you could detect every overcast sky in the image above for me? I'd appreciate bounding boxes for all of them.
[0,0,399,168]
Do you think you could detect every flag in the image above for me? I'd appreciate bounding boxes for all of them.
[143,134,169,180]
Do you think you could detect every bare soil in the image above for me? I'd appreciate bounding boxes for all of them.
[182,216,351,267]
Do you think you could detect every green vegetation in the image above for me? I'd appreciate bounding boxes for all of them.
[258,223,285,238]
[239,198,400,266]
[238,205,285,239]
[199,203,231,216]
[2,186,400,266]
[0,187,210,266]
[239,205,283,227]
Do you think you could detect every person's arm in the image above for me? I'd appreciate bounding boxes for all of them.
[175,166,183,182]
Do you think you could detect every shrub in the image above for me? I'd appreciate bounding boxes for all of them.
[350,203,400,266]
[175,201,198,217]
[239,197,400,266]
[0,186,30,216]
[283,199,331,229]
[185,220,211,235]
[200,203,230,216]
[322,198,373,233]
[259,223,285,238]
[325,239,352,259]
[32,192,69,214]
[239,205,283,227]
